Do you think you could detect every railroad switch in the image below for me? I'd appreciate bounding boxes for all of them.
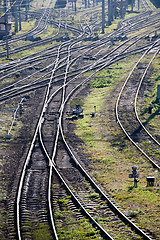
[25,35,34,41]
[90,112,95,117]
[129,166,139,187]
[66,104,84,121]
[157,85,160,100]
[13,122,17,126]
[72,104,83,115]
[19,103,23,116]
[12,113,18,118]
[145,35,150,41]
[5,134,12,139]
[148,105,153,114]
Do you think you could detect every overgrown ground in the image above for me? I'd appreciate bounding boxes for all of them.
[0,0,159,239]
[52,181,103,240]
[73,54,160,238]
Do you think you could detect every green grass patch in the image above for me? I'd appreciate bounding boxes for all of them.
[32,223,53,240]
[89,60,134,88]
[137,54,160,135]
[12,42,54,59]
[57,198,68,205]
[88,193,99,199]
[12,20,36,36]
[52,183,103,239]
[74,54,160,238]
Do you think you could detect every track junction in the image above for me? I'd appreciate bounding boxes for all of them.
[0,0,159,239]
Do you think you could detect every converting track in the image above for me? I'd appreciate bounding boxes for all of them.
[0,0,159,239]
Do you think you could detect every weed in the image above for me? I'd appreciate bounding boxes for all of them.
[57,198,68,205]
[55,212,63,219]
[74,54,160,238]
[128,209,143,218]
[88,193,99,199]
[32,223,52,240]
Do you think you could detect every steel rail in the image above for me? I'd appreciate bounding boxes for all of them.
[56,64,153,240]
[0,11,69,75]
[0,9,158,73]
[6,3,160,240]
[1,1,53,44]
[0,6,158,101]
[134,48,160,143]
[0,56,68,99]
[10,8,159,239]
[1,17,158,86]
[0,16,158,74]
[0,0,17,18]
[0,19,63,72]
[16,40,63,240]
[0,44,154,103]
[0,13,90,58]
[38,38,98,240]
[38,46,153,240]
[115,40,160,170]
[52,164,114,240]
[1,27,159,102]
[34,30,160,240]
[39,123,114,239]
[142,0,154,11]
[59,121,153,240]
[38,40,114,240]
[15,17,86,238]
[41,64,153,240]
[0,5,155,65]
[1,34,158,103]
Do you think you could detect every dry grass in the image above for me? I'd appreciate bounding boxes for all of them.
[75,56,160,238]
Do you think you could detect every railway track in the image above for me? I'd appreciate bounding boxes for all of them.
[0,4,53,47]
[0,8,158,68]
[37,44,152,240]
[0,28,160,104]
[116,41,160,170]
[0,11,160,99]
[0,0,159,239]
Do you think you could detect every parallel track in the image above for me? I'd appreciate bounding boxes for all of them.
[116,41,160,170]
[0,0,159,239]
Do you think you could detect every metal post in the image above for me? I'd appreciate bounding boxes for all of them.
[74,0,76,15]
[126,0,128,9]
[85,0,87,8]
[4,0,9,59]
[18,2,21,31]
[88,0,90,8]
[131,0,133,11]
[138,0,140,10]
[102,0,105,33]
[114,0,117,19]
[108,0,111,25]
[25,0,29,21]
[14,6,18,32]
[120,0,123,18]
[124,0,126,16]
[110,0,113,21]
